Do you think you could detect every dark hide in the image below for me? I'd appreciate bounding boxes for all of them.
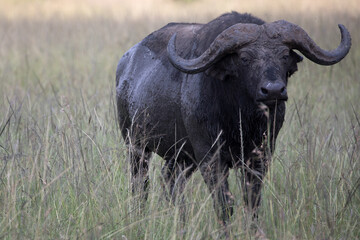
[116,11,350,225]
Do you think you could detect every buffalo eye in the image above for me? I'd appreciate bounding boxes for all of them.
[240,56,250,65]
[281,54,289,63]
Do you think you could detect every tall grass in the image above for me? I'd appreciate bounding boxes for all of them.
[0,1,359,239]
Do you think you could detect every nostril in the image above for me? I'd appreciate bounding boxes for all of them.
[261,87,268,95]
[280,87,286,93]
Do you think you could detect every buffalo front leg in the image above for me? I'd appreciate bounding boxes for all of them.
[199,159,234,226]
[242,154,269,219]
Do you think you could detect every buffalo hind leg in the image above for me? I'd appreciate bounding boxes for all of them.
[199,159,234,226]
[161,159,196,223]
[129,146,152,204]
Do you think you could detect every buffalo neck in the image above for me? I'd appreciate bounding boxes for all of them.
[197,74,285,160]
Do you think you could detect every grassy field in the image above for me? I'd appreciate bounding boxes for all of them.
[0,0,359,239]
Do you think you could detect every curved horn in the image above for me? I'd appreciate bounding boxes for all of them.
[167,24,261,74]
[270,20,351,65]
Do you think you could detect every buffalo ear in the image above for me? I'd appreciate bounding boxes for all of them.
[288,50,303,77]
[204,54,237,81]
[291,50,303,63]
[204,66,229,81]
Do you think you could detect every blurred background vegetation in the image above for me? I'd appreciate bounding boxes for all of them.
[1,0,359,20]
[0,0,359,239]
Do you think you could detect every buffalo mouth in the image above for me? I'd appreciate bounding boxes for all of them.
[256,97,288,106]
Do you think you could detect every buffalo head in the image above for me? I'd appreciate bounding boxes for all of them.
[167,20,351,105]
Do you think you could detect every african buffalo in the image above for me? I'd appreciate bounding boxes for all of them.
[116,12,351,224]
